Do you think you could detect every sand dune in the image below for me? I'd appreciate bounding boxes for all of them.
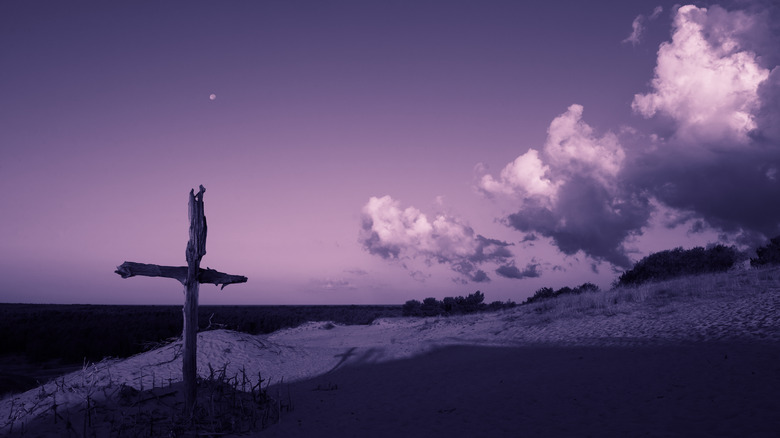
[2,270,779,436]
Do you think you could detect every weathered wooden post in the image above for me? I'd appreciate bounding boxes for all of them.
[183,185,206,415]
[115,185,247,415]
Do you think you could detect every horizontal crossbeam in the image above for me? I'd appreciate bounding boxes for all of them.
[115,261,248,290]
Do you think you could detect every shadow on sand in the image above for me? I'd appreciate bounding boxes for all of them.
[262,341,780,437]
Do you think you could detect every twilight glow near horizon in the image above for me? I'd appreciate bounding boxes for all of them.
[2,1,779,305]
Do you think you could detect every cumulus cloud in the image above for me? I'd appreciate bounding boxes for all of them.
[479,105,624,200]
[480,3,780,269]
[478,149,558,202]
[364,2,780,279]
[625,3,780,244]
[632,5,770,144]
[544,104,625,183]
[359,195,514,282]
[480,105,650,268]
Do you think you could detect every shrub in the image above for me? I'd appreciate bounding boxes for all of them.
[420,297,444,317]
[401,291,512,317]
[488,300,517,311]
[616,244,740,287]
[751,236,780,267]
[402,299,423,317]
[461,290,486,313]
[575,282,599,293]
[523,283,600,304]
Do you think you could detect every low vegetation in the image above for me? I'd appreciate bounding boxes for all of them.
[615,244,742,287]
[519,236,780,312]
[402,291,516,317]
[522,283,600,305]
[750,236,780,267]
[519,264,780,323]
[3,361,291,437]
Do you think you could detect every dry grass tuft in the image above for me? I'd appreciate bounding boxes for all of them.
[520,265,780,322]
[3,361,292,437]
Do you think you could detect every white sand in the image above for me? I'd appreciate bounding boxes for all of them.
[2,278,779,436]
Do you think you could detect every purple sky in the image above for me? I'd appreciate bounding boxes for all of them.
[2,1,779,305]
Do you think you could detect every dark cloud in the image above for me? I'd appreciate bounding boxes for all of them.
[506,176,651,268]
[472,269,489,282]
[625,3,780,247]
[468,236,513,263]
[627,148,780,241]
[754,68,780,143]
[521,233,538,243]
[496,262,541,279]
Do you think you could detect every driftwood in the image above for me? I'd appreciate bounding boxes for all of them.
[114,185,247,415]
[114,262,248,290]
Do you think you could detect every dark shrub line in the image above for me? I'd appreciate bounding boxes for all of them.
[615,244,741,287]
[402,291,516,317]
[523,283,600,305]
[751,236,780,267]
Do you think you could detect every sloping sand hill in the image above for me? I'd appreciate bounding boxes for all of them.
[2,267,779,437]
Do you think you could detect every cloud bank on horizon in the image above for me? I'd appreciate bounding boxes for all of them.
[362,3,780,283]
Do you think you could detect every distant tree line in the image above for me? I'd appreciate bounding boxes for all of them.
[402,291,516,317]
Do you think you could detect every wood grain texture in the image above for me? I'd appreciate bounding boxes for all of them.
[114,262,247,289]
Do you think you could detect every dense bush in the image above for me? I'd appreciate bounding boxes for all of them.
[616,245,740,287]
[402,291,516,317]
[402,299,423,317]
[523,283,600,304]
[750,236,780,267]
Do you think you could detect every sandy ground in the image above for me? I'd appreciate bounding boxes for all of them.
[2,282,779,437]
[261,342,780,438]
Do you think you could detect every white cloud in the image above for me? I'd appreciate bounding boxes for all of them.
[544,104,625,184]
[632,5,770,144]
[623,6,663,46]
[361,195,475,260]
[359,196,513,282]
[479,104,624,203]
[478,149,558,202]
[623,15,645,46]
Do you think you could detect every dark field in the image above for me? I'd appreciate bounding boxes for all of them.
[0,303,401,398]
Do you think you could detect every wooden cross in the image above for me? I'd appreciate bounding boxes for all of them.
[114,185,247,414]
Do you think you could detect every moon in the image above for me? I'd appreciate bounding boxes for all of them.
[209,94,216,101]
